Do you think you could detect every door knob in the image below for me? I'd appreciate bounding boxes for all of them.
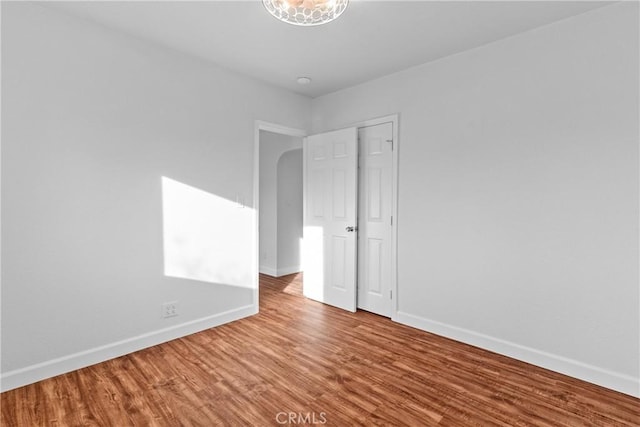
[346,226,357,232]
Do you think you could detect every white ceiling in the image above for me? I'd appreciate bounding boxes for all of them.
[49,1,613,98]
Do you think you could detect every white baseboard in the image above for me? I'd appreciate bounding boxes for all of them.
[395,311,639,398]
[276,265,301,277]
[259,265,277,276]
[1,304,257,392]
[259,265,300,277]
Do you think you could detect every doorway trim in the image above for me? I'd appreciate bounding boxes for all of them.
[253,121,307,307]
[254,116,398,321]
[346,114,400,321]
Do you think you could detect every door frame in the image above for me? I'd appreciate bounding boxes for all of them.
[346,114,400,320]
[253,115,399,321]
[253,121,307,307]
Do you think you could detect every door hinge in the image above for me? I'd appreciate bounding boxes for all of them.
[387,139,393,151]
[390,290,393,299]
[390,216,393,226]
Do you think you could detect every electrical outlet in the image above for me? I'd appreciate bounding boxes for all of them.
[162,301,179,318]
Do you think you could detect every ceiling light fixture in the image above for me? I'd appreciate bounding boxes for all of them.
[262,0,348,26]
[297,77,312,85]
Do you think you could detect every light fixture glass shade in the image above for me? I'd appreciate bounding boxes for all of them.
[263,0,348,26]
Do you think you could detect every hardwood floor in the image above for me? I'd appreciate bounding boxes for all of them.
[2,273,638,426]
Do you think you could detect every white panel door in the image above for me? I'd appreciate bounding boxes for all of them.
[303,127,358,312]
[357,122,393,317]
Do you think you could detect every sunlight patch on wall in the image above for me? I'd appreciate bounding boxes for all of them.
[162,177,254,288]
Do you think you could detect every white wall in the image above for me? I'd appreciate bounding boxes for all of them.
[277,149,303,274]
[259,131,302,276]
[312,2,639,396]
[2,0,637,398]
[1,3,310,391]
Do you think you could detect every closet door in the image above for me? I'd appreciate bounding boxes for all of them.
[357,122,393,317]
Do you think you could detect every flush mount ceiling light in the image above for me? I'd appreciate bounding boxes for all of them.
[263,0,349,26]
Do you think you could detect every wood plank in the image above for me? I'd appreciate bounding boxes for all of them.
[1,273,638,426]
